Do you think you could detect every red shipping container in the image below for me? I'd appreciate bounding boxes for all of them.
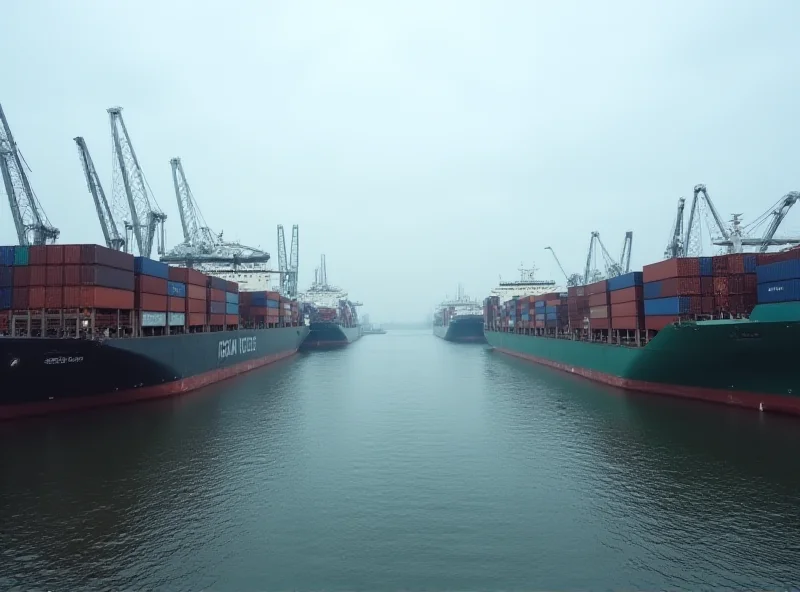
[45,266,64,287]
[135,293,167,311]
[701,296,714,314]
[645,315,681,331]
[545,298,565,307]
[267,291,281,300]
[169,296,186,312]
[225,281,239,294]
[744,274,757,292]
[28,266,46,287]
[589,305,609,319]
[63,265,81,286]
[63,286,81,308]
[81,265,135,291]
[79,244,135,271]
[28,245,47,266]
[611,301,643,317]
[168,266,189,283]
[647,277,701,298]
[715,294,730,311]
[643,257,700,283]
[29,286,45,308]
[135,275,167,295]
[610,286,643,305]
[45,287,63,308]
[248,306,269,316]
[188,312,206,326]
[590,318,610,330]
[187,284,206,300]
[585,280,607,296]
[186,268,207,286]
[728,274,746,295]
[45,245,64,265]
[727,254,747,275]
[63,245,82,265]
[12,287,29,309]
[209,313,225,325]
[188,298,206,313]
[225,314,238,325]
[81,287,134,309]
[267,308,280,317]
[13,266,30,287]
[701,276,714,296]
[713,277,728,295]
[567,285,585,297]
[611,315,640,330]
[712,255,728,276]
[209,288,225,302]
[588,292,609,307]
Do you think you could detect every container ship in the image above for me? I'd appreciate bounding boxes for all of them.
[484,250,800,416]
[298,255,362,349]
[433,284,486,343]
[0,244,309,420]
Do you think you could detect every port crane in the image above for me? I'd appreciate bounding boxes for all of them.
[0,102,59,245]
[74,136,126,251]
[277,224,299,298]
[544,247,583,287]
[108,106,166,258]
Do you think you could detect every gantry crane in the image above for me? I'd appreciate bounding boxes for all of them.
[108,106,166,258]
[277,224,299,298]
[170,157,217,254]
[0,102,59,245]
[74,136,126,251]
[584,231,632,282]
[664,197,686,258]
[544,246,583,287]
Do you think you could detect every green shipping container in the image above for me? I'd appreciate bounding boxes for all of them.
[13,246,29,266]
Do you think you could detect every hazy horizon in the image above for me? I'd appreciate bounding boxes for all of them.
[3,0,800,322]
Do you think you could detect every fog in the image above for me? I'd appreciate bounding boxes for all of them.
[2,0,799,322]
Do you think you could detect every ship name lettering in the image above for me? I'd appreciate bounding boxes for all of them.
[44,356,84,365]
[218,336,257,360]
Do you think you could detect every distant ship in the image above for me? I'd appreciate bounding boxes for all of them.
[433,284,485,343]
[298,255,362,349]
[490,264,562,301]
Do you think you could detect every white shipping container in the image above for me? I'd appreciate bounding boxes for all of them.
[141,311,167,327]
[168,312,186,326]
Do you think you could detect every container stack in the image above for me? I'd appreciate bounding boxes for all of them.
[185,268,208,329]
[608,272,644,331]
[755,258,800,304]
[238,290,284,327]
[517,296,532,331]
[483,296,500,330]
[206,275,227,326]
[533,296,545,329]
[543,291,568,332]
[134,256,170,332]
[586,280,610,331]
[225,280,239,327]
[567,286,589,331]
[642,257,702,331]
[166,269,187,330]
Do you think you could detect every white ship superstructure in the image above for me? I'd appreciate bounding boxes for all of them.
[491,265,562,301]
[437,285,483,318]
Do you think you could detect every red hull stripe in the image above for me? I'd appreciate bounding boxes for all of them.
[0,349,299,421]
[494,347,800,416]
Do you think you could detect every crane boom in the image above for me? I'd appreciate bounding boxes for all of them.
[288,224,299,298]
[664,197,686,258]
[545,246,569,283]
[759,192,800,253]
[620,231,633,273]
[108,106,166,258]
[0,102,59,245]
[74,137,125,251]
[278,224,289,295]
[170,157,216,251]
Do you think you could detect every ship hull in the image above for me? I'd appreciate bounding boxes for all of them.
[433,315,486,343]
[300,322,361,349]
[0,325,309,420]
[485,319,800,416]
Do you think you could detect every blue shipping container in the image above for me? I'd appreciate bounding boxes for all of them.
[534,300,545,309]
[643,296,690,316]
[699,257,713,277]
[167,281,187,298]
[0,266,13,288]
[225,302,239,315]
[608,271,643,292]
[535,313,545,321]
[521,314,529,321]
[248,294,268,306]
[266,299,279,309]
[225,291,239,304]
[0,246,14,266]
[0,287,11,309]
[209,301,226,314]
[546,312,557,320]
[134,257,169,279]
[756,259,800,285]
[544,306,556,314]
[743,254,757,273]
[757,279,800,304]
[643,280,665,300]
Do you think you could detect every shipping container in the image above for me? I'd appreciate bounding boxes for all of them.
[29,286,45,308]
[701,276,714,296]
[169,296,185,312]
[607,272,643,292]
[643,257,700,283]
[63,286,80,308]
[267,299,279,309]
[713,276,728,295]
[136,293,168,311]
[609,285,643,305]
[0,266,12,288]
[225,314,238,325]
[80,244,134,271]
[209,313,225,325]
[699,257,713,276]
[13,246,29,266]
[209,288,225,302]
[63,265,81,286]
[186,268,207,286]
[645,315,681,331]
[712,255,729,276]
[12,266,29,287]
[225,280,239,294]
[701,296,714,314]
[589,305,609,319]
[29,245,47,266]
[0,246,14,266]
[567,285,585,298]
[136,275,168,296]
[756,259,800,285]
[188,298,206,313]
[590,318,610,330]
[611,315,640,330]
[80,265,135,291]
[168,266,189,283]
[209,301,226,314]
[141,311,167,327]
[585,280,608,296]
[45,265,63,287]
[187,283,206,300]
[12,287,29,309]
[727,253,757,275]
[134,256,169,279]
[46,245,64,265]
[643,277,701,299]
[225,302,238,315]
[225,291,239,304]
[644,296,698,316]
[757,278,800,304]
[588,292,609,307]
[45,287,63,308]
[61,244,80,265]
[207,276,227,291]
[188,312,206,326]
[0,287,11,309]
[167,281,187,298]
[80,286,134,309]
[611,301,643,317]
[168,312,185,326]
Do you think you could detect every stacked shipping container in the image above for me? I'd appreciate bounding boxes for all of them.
[756,255,800,304]
[608,272,644,331]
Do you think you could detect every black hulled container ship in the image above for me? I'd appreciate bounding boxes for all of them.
[433,284,486,343]
[298,255,362,349]
[0,244,309,420]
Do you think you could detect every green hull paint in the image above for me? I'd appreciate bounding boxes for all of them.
[485,303,800,415]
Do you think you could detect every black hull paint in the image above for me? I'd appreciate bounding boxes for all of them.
[0,325,309,418]
[432,315,486,343]
[300,322,362,349]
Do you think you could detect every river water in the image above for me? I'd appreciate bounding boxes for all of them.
[1,329,799,590]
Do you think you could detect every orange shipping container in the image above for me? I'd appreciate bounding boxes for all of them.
[209,288,225,302]
[225,314,238,325]
[585,280,608,296]
[136,275,167,295]
[610,301,643,317]
[209,313,224,325]
[610,286,643,305]
[169,296,186,312]
[45,287,63,308]
[81,287,134,309]
[588,292,608,307]
[187,284,206,300]
[188,298,206,313]
[136,293,167,311]
[188,312,206,326]
[46,245,64,265]
[186,268,207,287]
[643,257,700,283]
[63,286,81,308]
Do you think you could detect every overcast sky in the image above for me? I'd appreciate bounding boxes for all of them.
[2,0,799,322]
